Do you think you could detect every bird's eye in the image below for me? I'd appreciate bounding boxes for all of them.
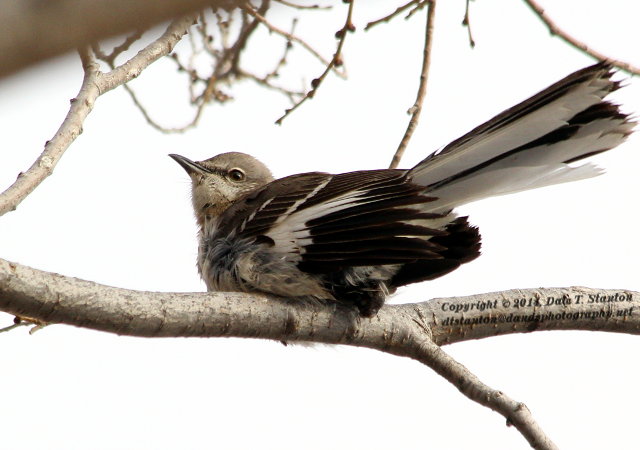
[228,168,246,182]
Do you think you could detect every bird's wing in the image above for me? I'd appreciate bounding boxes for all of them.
[410,62,635,211]
[218,169,478,275]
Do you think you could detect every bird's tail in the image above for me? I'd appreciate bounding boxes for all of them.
[409,62,635,212]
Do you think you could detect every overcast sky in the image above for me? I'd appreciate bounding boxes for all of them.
[1,1,639,449]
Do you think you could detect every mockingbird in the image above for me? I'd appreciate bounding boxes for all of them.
[171,62,634,317]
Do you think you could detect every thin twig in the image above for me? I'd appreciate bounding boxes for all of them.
[462,0,475,48]
[275,0,355,125]
[95,30,205,133]
[389,0,436,169]
[125,82,213,133]
[93,30,147,67]
[103,16,218,133]
[274,0,331,10]
[107,3,343,132]
[238,68,304,103]
[120,2,309,133]
[228,1,271,75]
[242,1,344,78]
[1,315,48,334]
[263,18,298,82]
[100,15,198,92]
[405,0,429,20]
[365,0,421,30]
[522,0,640,75]
[0,321,27,333]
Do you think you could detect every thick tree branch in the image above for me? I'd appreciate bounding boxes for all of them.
[0,256,391,341]
[418,287,640,345]
[0,0,238,79]
[0,15,196,217]
[2,258,639,448]
[2,257,638,344]
[0,258,558,447]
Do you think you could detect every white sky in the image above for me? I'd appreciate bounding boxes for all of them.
[1,1,639,449]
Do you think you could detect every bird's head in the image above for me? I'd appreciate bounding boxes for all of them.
[170,152,274,227]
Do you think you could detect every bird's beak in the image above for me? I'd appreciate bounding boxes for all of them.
[169,154,209,176]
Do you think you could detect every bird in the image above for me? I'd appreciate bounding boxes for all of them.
[170,62,635,317]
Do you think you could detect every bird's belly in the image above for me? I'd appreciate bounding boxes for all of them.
[199,236,332,299]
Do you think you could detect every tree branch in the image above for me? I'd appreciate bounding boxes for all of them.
[0,15,196,217]
[0,257,557,446]
[1,257,637,344]
[242,1,343,78]
[364,0,422,30]
[274,0,354,124]
[522,0,640,75]
[3,258,639,447]
[388,0,436,169]
[462,0,476,48]
[0,0,238,79]
[395,339,559,450]
[0,48,100,217]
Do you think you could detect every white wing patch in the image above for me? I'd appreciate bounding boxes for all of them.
[265,187,373,260]
[239,197,273,233]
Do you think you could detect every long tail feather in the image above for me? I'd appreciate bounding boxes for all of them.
[409,62,635,211]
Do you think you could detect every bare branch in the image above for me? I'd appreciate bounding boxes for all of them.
[238,68,305,103]
[398,339,559,449]
[242,1,343,77]
[405,0,430,20]
[7,259,639,446]
[389,0,436,169]
[365,0,422,30]
[0,16,196,216]
[423,287,640,346]
[0,0,240,79]
[0,317,31,334]
[522,0,640,75]
[122,82,213,133]
[119,4,312,133]
[100,15,198,93]
[274,0,331,10]
[92,30,147,67]
[462,0,476,48]
[275,0,354,125]
[0,48,100,216]
[3,260,638,343]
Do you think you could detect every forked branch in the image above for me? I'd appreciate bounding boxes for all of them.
[0,15,197,216]
[3,258,639,447]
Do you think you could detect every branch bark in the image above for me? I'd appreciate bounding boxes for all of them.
[0,0,239,79]
[1,257,637,344]
[2,257,639,448]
